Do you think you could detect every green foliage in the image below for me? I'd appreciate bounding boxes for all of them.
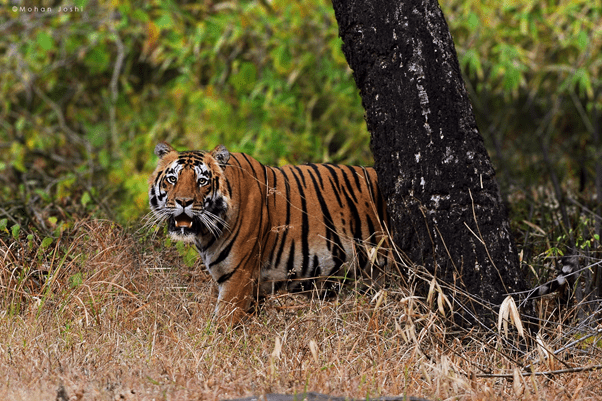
[1,0,367,225]
[448,0,601,99]
[445,0,602,184]
[0,0,600,259]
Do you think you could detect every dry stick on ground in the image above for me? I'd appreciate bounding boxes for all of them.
[476,364,602,378]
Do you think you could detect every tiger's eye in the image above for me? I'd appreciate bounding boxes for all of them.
[198,177,209,186]
[166,176,177,184]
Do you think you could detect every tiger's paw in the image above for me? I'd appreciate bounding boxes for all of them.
[213,302,249,328]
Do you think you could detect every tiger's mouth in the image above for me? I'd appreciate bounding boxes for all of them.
[167,209,223,239]
[174,213,193,228]
[167,214,200,240]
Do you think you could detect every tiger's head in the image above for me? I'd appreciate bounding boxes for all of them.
[148,142,231,242]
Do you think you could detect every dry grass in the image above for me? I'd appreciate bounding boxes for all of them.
[1,220,601,400]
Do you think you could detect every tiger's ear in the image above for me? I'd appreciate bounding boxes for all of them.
[211,144,230,166]
[154,142,175,158]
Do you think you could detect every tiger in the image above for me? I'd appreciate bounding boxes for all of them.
[148,142,393,324]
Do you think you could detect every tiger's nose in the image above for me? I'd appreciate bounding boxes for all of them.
[175,197,193,208]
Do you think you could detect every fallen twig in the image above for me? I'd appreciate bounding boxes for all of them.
[476,364,602,378]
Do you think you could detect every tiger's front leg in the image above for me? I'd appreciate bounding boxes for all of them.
[213,263,258,326]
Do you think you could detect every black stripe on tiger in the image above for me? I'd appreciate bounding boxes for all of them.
[308,164,325,190]
[288,167,310,278]
[209,198,245,269]
[345,165,363,195]
[339,166,359,204]
[306,165,341,253]
[322,164,344,209]
[271,167,292,271]
[338,173,369,268]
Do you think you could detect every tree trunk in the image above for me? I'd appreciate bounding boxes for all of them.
[331,0,528,324]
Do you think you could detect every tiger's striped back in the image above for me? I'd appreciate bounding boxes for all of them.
[255,160,390,294]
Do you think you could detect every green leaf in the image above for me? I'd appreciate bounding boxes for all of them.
[132,9,149,22]
[11,224,20,240]
[36,31,54,51]
[0,219,7,232]
[503,66,522,92]
[575,68,593,99]
[230,62,258,93]
[183,246,198,267]
[41,237,53,249]
[81,191,91,207]
[576,30,588,52]
[155,13,173,29]
[273,46,293,75]
[461,49,483,80]
[466,12,479,31]
[9,142,26,173]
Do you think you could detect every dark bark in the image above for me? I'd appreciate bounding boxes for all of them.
[331,0,528,324]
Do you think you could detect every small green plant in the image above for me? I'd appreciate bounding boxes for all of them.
[175,241,198,268]
[11,224,20,240]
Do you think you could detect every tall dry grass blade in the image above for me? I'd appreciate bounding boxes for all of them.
[309,340,319,365]
[427,277,436,308]
[437,292,453,316]
[271,337,282,360]
[513,368,524,397]
[497,296,525,339]
[536,332,552,370]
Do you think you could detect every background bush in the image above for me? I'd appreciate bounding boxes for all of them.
[1,0,601,260]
